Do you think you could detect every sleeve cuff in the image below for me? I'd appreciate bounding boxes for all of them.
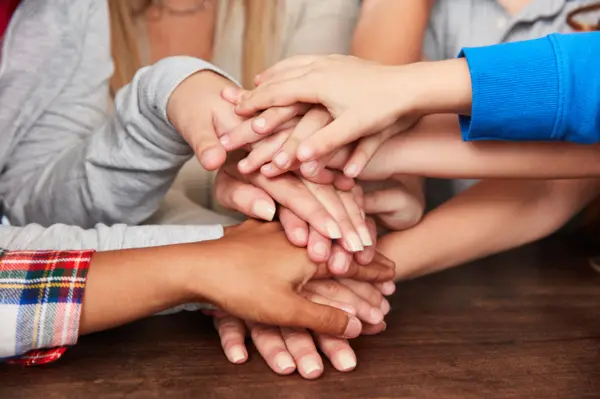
[1,249,93,364]
[458,36,561,142]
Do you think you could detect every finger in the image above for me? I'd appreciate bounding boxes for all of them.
[247,322,296,375]
[326,244,354,276]
[302,291,357,316]
[238,130,291,174]
[272,107,332,171]
[335,278,385,309]
[338,190,372,247]
[321,250,396,282]
[333,173,356,191]
[214,169,276,221]
[279,207,309,247]
[280,294,362,338]
[375,281,397,296]
[296,114,382,163]
[252,103,311,135]
[221,115,300,152]
[214,316,248,364]
[194,141,227,171]
[364,187,423,230]
[314,334,357,372]
[260,162,290,178]
[304,280,383,325]
[302,180,363,253]
[344,127,396,178]
[354,217,377,265]
[236,74,321,116]
[221,86,246,104]
[299,153,336,181]
[280,328,323,379]
[361,322,387,336]
[307,226,331,264]
[245,172,342,240]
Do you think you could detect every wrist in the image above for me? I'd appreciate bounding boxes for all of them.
[167,70,237,132]
[405,59,473,116]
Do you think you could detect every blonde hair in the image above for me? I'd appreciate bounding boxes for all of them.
[108,0,279,95]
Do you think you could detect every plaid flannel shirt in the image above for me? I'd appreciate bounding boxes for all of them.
[0,248,92,365]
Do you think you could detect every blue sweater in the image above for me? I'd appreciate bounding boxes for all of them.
[459,32,600,144]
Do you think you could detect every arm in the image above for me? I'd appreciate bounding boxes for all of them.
[460,32,600,143]
[1,1,232,229]
[352,0,432,65]
[3,220,395,363]
[377,178,600,280]
[356,115,600,180]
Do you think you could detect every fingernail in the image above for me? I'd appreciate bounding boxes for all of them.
[300,358,322,376]
[332,252,348,273]
[293,228,308,243]
[325,220,342,239]
[343,316,362,338]
[336,351,357,371]
[228,346,246,363]
[220,134,230,148]
[345,164,359,178]
[297,145,314,161]
[340,304,356,315]
[238,159,249,171]
[381,281,396,295]
[358,227,373,247]
[274,152,290,168]
[251,199,276,221]
[313,241,329,257]
[345,232,364,252]
[381,298,391,315]
[360,210,366,220]
[301,161,319,176]
[253,117,266,131]
[382,321,387,331]
[370,308,384,324]
[275,353,295,373]
[222,87,238,100]
[261,163,273,172]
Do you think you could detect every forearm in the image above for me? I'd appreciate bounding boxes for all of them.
[361,115,600,181]
[377,178,600,280]
[4,57,234,228]
[80,245,200,335]
[352,0,432,65]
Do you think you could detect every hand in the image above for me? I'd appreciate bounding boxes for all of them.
[191,220,394,338]
[209,278,393,378]
[360,177,425,231]
[167,70,246,171]
[215,160,372,256]
[233,56,472,175]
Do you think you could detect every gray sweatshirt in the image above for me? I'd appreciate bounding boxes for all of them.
[0,0,229,250]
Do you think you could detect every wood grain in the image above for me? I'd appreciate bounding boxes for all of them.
[2,237,600,398]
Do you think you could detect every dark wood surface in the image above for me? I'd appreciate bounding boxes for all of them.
[2,238,600,398]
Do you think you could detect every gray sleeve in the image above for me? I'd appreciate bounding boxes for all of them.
[0,222,224,251]
[1,1,230,232]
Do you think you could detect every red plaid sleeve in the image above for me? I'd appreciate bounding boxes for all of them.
[0,248,93,365]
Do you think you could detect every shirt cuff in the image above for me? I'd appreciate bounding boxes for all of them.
[458,36,560,142]
[1,249,93,365]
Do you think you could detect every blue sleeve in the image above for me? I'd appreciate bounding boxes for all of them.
[458,32,600,144]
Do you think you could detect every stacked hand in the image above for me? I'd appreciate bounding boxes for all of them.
[167,67,426,378]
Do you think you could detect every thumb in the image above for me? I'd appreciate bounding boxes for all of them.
[281,294,362,338]
[190,129,227,171]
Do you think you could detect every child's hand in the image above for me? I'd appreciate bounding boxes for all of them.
[231,56,472,176]
[190,220,394,338]
[167,70,246,171]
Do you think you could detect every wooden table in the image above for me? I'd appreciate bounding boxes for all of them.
[2,238,600,398]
